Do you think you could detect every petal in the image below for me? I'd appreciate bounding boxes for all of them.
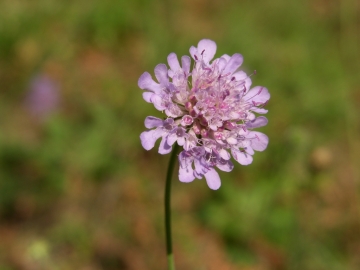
[179,151,192,168]
[140,129,163,150]
[179,166,195,183]
[252,108,268,114]
[184,138,196,151]
[216,159,234,172]
[167,53,181,71]
[142,92,153,103]
[245,86,270,104]
[197,39,217,63]
[167,133,177,146]
[179,166,194,184]
[159,136,173,154]
[231,148,253,165]
[138,72,161,94]
[245,146,255,155]
[233,71,252,92]
[151,95,166,111]
[189,46,197,59]
[246,116,268,129]
[232,70,247,80]
[222,53,243,75]
[220,54,230,61]
[226,137,238,145]
[194,157,208,178]
[219,148,230,160]
[165,107,182,118]
[168,70,175,78]
[154,64,169,85]
[247,112,256,120]
[144,116,163,129]
[240,139,251,149]
[178,152,195,183]
[204,168,221,190]
[249,131,269,151]
[181,56,191,74]
[217,57,227,71]
[177,136,185,146]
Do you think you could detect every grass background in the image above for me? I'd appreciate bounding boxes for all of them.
[0,0,359,269]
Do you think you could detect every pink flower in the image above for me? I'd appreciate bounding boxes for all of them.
[139,39,270,190]
[25,74,60,119]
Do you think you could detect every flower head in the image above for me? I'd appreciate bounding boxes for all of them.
[139,39,270,190]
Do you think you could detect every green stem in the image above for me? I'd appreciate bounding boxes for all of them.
[165,144,179,270]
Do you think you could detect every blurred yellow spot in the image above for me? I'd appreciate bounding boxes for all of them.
[27,239,49,261]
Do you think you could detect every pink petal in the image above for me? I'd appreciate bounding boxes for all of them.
[144,116,163,128]
[217,57,227,71]
[177,137,185,146]
[189,46,197,59]
[249,131,269,151]
[159,136,172,154]
[219,148,230,160]
[168,70,175,78]
[167,53,181,71]
[154,64,169,85]
[246,146,254,155]
[181,56,191,75]
[216,160,234,172]
[179,165,195,183]
[142,92,153,103]
[140,129,163,150]
[138,72,161,94]
[197,39,217,63]
[194,158,208,177]
[220,54,230,61]
[167,133,177,146]
[245,86,270,104]
[247,112,256,120]
[178,153,195,183]
[204,168,221,190]
[222,53,243,75]
[246,116,268,129]
[151,95,166,111]
[179,167,195,182]
[231,148,253,165]
[179,151,191,167]
[233,71,252,92]
[252,108,268,114]
[226,137,238,145]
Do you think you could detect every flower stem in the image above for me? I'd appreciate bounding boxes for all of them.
[165,144,179,270]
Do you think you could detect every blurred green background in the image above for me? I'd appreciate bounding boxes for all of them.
[0,0,359,269]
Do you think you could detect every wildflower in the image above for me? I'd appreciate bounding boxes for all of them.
[25,74,60,120]
[139,39,269,190]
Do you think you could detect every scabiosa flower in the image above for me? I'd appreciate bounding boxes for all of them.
[139,39,270,190]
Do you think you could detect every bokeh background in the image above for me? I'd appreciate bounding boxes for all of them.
[0,0,359,269]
